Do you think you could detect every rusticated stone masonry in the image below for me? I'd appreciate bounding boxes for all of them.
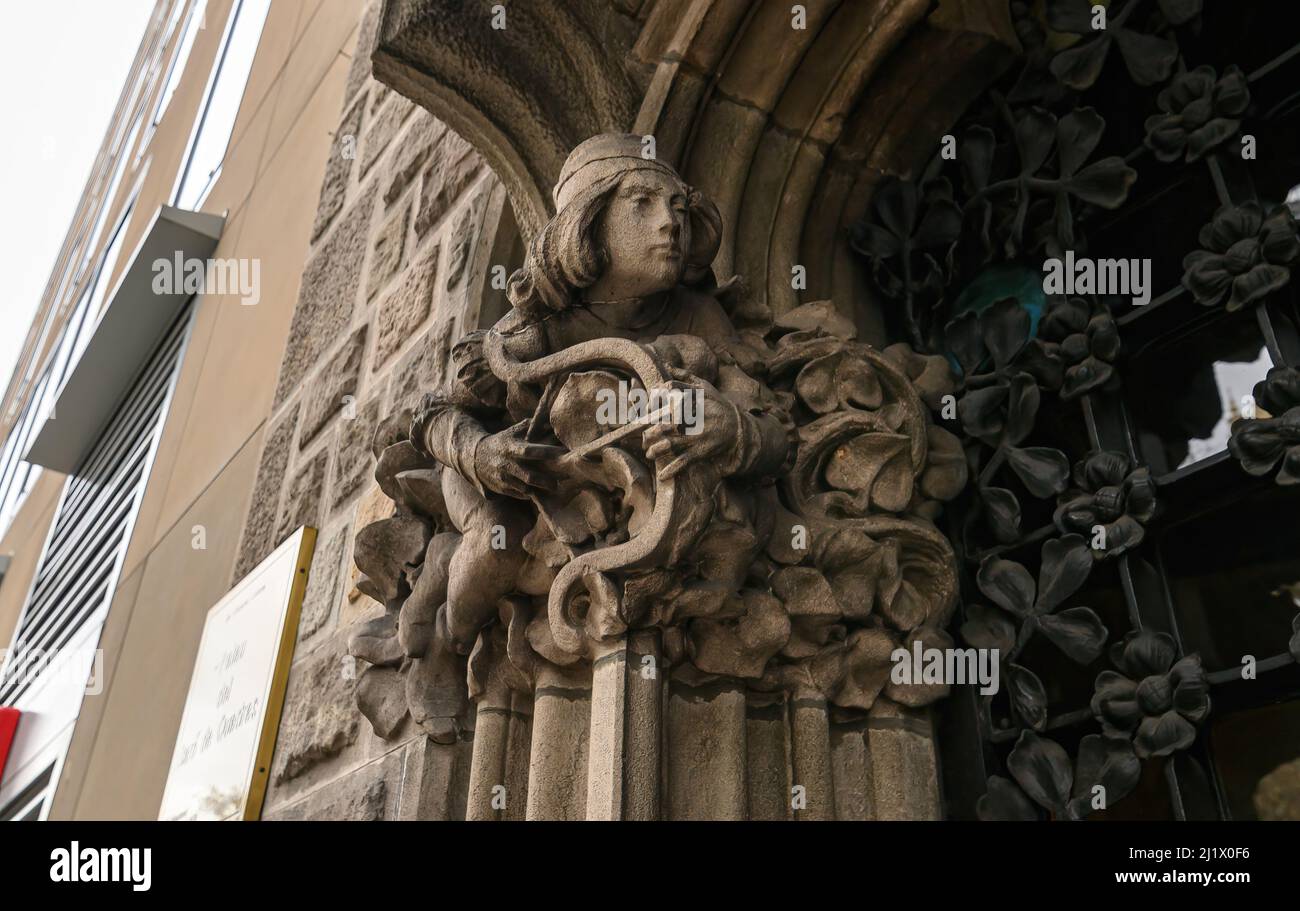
[232,2,490,820]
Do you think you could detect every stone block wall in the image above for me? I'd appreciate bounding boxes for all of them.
[231,3,505,820]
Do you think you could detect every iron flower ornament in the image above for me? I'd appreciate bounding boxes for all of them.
[1228,366,1300,485]
[1054,450,1157,558]
[1144,64,1249,163]
[1091,629,1210,758]
[1038,295,1122,400]
[1182,202,1300,311]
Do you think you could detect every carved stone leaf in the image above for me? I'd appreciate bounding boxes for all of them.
[348,612,404,667]
[945,310,986,376]
[795,353,883,414]
[959,385,1008,444]
[1054,33,1108,86]
[356,666,408,738]
[830,627,897,710]
[375,441,433,503]
[930,0,1022,50]
[774,300,858,341]
[984,298,1033,370]
[399,532,458,656]
[353,515,432,602]
[880,578,930,632]
[1057,108,1105,179]
[920,425,969,502]
[823,432,913,513]
[687,591,790,679]
[771,566,841,618]
[405,648,469,744]
[1004,373,1040,446]
[395,467,446,518]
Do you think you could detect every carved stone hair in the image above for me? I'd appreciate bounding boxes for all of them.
[505,170,723,320]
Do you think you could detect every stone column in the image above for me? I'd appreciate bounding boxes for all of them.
[789,696,836,820]
[867,701,943,820]
[465,677,511,820]
[665,676,748,820]
[585,630,662,820]
[524,663,591,820]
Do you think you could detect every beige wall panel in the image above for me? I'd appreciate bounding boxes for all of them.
[153,54,349,545]
[198,71,277,220]
[229,0,310,152]
[45,563,146,820]
[262,0,364,160]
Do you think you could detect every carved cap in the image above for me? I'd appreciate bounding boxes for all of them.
[553,133,681,211]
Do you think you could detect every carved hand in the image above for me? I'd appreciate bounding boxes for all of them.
[642,385,740,481]
[473,423,564,499]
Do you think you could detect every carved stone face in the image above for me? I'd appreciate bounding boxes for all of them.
[587,171,691,301]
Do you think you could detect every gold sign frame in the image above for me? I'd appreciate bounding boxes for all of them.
[158,526,316,820]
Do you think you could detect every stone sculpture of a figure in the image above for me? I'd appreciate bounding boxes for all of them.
[349,134,968,744]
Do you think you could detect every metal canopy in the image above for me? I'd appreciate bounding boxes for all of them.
[23,205,223,474]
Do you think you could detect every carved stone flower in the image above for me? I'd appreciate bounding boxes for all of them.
[1228,366,1300,485]
[1144,65,1249,163]
[1038,296,1121,400]
[1092,630,1210,758]
[1182,202,1300,311]
[977,730,1139,821]
[1054,451,1156,558]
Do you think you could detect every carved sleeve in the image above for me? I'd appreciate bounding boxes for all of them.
[409,327,518,496]
[723,403,797,483]
[410,396,491,497]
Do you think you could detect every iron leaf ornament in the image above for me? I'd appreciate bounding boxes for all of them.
[848,0,1230,820]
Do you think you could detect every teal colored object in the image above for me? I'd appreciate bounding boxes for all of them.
[946,263,1046,376]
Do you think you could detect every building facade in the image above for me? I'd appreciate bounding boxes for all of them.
[2,0,1298,821]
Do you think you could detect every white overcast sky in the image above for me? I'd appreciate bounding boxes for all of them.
[0,0,156,391]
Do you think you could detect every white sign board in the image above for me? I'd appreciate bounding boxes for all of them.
[158,527,315,820]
